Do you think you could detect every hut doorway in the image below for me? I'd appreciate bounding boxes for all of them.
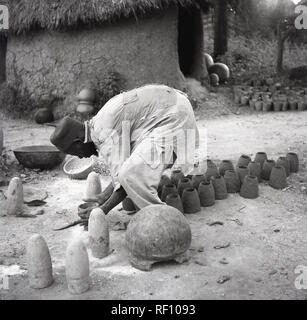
[177,6,204,80]
[0,35,7,83]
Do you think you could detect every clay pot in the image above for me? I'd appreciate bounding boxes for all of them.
[241,95,250,106]
[83,172,102,202]
[161,184,178,202]
[273,101,282,112]
[254,152,268,169]
[171,170,184,187]
[297,101,307,111]
[122,198,136,212]
[34,108,54,124]
[219,160,235,176]
[205,160,219,180]
[262,160,276,181]
[237,166,249,185]
[210,73,220,86]
[289,101,298,111]
[249,99,256,110]
[224,170,240,193]
[191,175,207,189]
[247,161,262,183]
[237,154,251,168]
[211,176,228,200]
[286,152,299,173]
[240,176,259,199]
[198,181,215,207]
[182,188,201,214]
[263,101,272,112]
[158,175,172,198]
[269,166,287,190]
[276,157,290,177]
[255,101,263,112]
[281,102,289,112]
[178,178,192,197]
[166,193,184,213]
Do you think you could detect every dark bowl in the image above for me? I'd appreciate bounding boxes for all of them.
[13,145,66,169]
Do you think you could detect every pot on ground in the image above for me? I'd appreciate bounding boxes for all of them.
[182,188,201,214]
[237,155,251,168]
[161,184,178,202]
[178,178,193,197]
[219,160,235,177]
[248,161,262,182]
[240,175,259,199]
[211,176,228,200]
[171,170,184,187]
[269,166,287,190]
[262,160,276,181]
[237,166,249,185]
[276,157,290,177]
[166,193,184,213]
[198,181,215,207]
[224,170,240,193]
[286,153,299,173]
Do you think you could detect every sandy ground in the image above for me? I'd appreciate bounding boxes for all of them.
[0,99,307,300]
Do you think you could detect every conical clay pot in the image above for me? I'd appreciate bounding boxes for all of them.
[248,161,262,182]
[269,166,287,190]
[211,176,228,200]
[237,166,249,185]
[205,160,219,180]
[191,175,207,189]
[178,178,192,197]
[182,188,201,214]
[240,176,259,199]
[224,170,240,193]
[219,160,235,176]
[237,155,251,168]
[158,175,172,198]
[198,181,215,207]
[166,193,184,213]
[254,152,268,169]
[6,177,24,216]
[161,184,178,202]
[276,157,290,177]
[286,152,299,173]
[262,160,276,181]
[83,172,102,202]
[171,170,184,187]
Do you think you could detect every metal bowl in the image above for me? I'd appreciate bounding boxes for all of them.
[13,145,66,169]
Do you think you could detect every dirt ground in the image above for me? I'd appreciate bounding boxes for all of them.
[0,93,307,300]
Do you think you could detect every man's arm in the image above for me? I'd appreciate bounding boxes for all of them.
[100,186,127,214]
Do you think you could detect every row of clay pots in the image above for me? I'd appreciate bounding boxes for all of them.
[249,100,307,112]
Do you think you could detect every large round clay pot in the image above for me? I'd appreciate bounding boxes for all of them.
[248,161,262,183]
[211,176,228,200]
[219,160,235,177]
[166,193,184,213]
[158,175,172,199]
[262,160,276,181]
[178,178,192,197]
[34,108,54,124]
[240,176,259,199]
[171,170,184,187]
[276,157,290,177]
[269,166,287,190]
[254,152,268,169]
[204,53,214,69]
[191,175,207,190]
[205,160,219,180]
[286,153,299,173]
[237,155,251,168]
[161,184,178,202]
[237,166,249,185]
[208,63,230,83]
[182,188,201,214]
[224,170,240,193]
[198,181,215,207]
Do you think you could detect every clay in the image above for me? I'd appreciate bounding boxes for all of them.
[281,102,289,111]
[224,170,240,193]
[88,208,109,259]
[262,160,276,181]
[254,152,268,169]
[240,175,259,199]
[191,175,207,190]
[273,101,282,112]
[248,161,262,182]
[65,239,90,294]
[161,184,177,202]
[211,176,228,200]
[276,157,290,177]
[237,155,251,168]
[255,101,263,112]
[219,160,235,176]
[198,181,215,207]
[27,234,53,289]
[122,197,136,212]
[171,169,184,187]
[269,166,287,190]
[263,101,272,112]
[83,172,102,202]
[205,160,219,180]
[6,177,24,216]
[177,178,192,197]
[286,152,299,173]
[182,188,201,214]
[158,175,172,198]
[237,166,249,185]
[166,193,184,213]
[289,101,298,111]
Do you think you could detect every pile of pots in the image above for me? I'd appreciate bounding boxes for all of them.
[234,84,307,112]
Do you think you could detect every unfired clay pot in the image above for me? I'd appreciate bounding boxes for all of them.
[255,101,263,112]
[182,188,201,214]
[286,152,299,173]
[171,170,184,187]
[273,101,282,112]
[289,101,298,111]
[237,166,249,185]
[211,176,228,200]
[237,155,251,168]
[161,184,178,202]
[191,175,207,190]
[166,193,184,213]
[248,161,262,182]
[276,157,290,177]
[224,170,240,193]
[254,152,268,169]
[219,160,235,177]
[281,102,289,112]
[240,175,259,199]
[269,166,287,190]
[206,160,219,180]
[158,175,172,199]
[198,181,215,207]
[262,160,276,181]
[178,178,192,197]
[297,101,307,111]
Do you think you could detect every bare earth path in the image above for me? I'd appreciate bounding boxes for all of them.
[0,107,306,300]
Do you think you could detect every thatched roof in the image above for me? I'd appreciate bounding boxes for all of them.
[3,0,209,35]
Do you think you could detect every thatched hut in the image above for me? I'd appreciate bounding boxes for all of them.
[1,0,209,115]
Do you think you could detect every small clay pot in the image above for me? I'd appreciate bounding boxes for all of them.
[237,166,249,185]
[224,170,240,193]
[247,161,262,183]
[182,188,201,214]
[276,157,290,177]
[161,184,178,202]
[205,160,219,180]
[158,175,172,198]
[297,101,307,111]
[191,175,207,190]
[237,154,251,168]
[122,198,136,212]
[166,193,184,213]
[211,176,228,200]
[240,175,259,199]
[178,178,193,197]
[286,152,299,173]
[261,160,276,181]
[249,99,256,110]
[171,170,184,187]
[198,181,215,207]
[289,101,298,111]
[263,101,272,112]
[254,152,268,169]
[255,101,263,112]
[269,166,287,190]
[273,101,282,112]
[241,95,250,106]
[219,160,235,176]
[281,102,289,112]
